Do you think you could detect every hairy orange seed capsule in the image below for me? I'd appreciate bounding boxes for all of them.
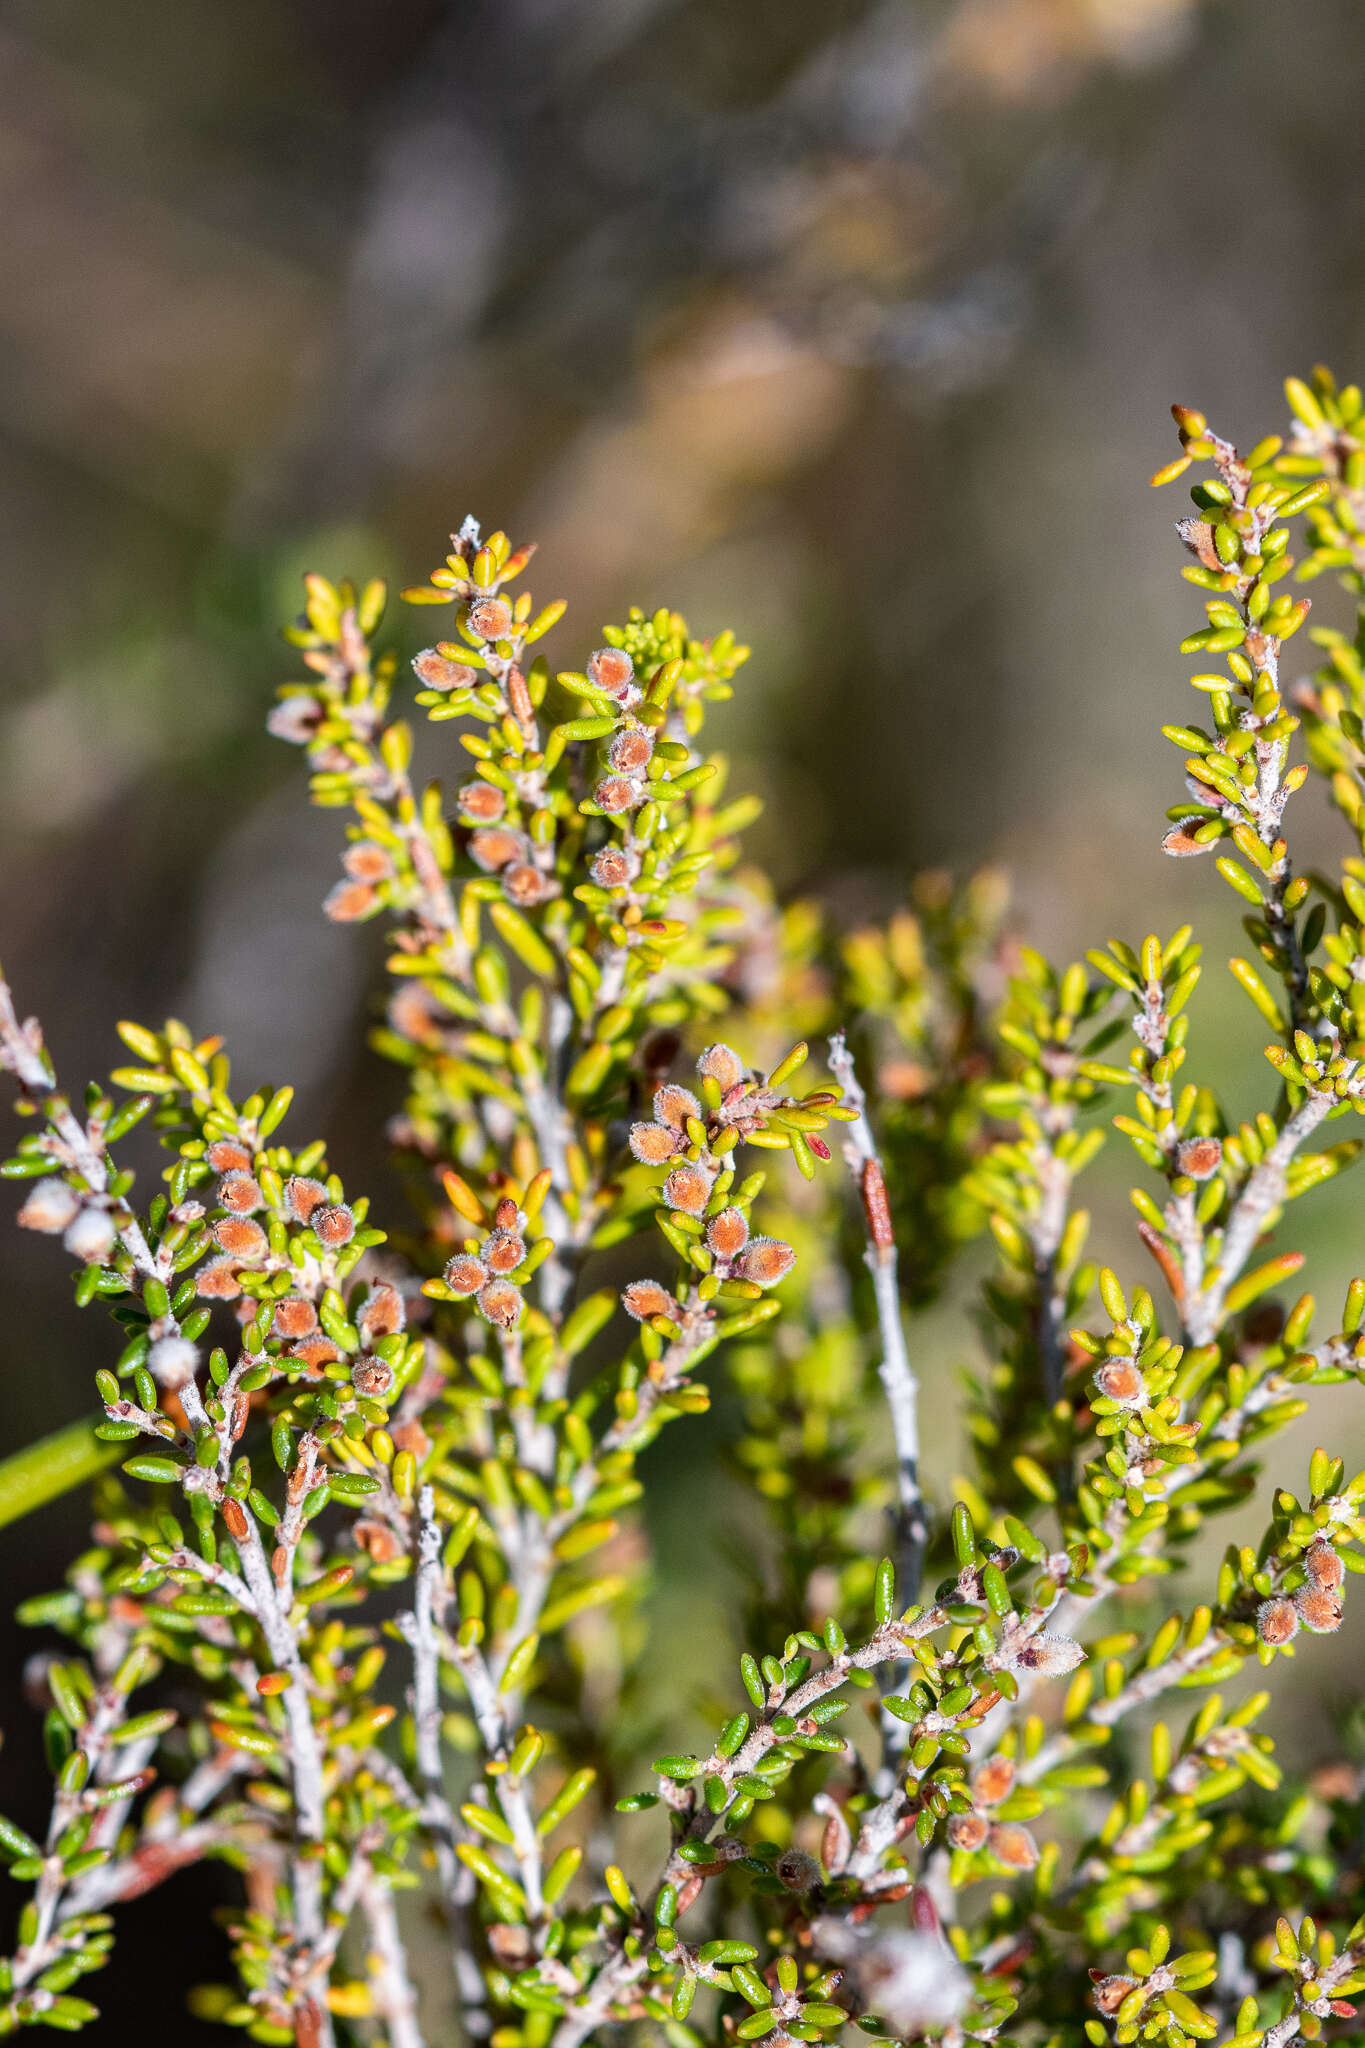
[609,728,654,774]
[1295,1584,1343,1633]
[654,1085,701,1130]
[705,1207,750,1260]
[629,1121,678,1165]
[1093,1356,1145,1405]
[696,1044,744,1091]
[590,845,635,889]
[970,1755,1016,1808]
[483,1230,526,1274]
[469,827,526,873]
[662,1166,710,1216]
[946,1811,989,1851]
[467,596,513,640]
[735,1236,796,1288]
[775,1847,821,1890]
[289,1335,340,1375]
[1256,1595,1299,1646]
[213,1216,268,1262]
[217,1172,263,1214]
[286,1177,328,1223]
[196,1255,243,1300]
[595,775,638,814]
[272,1296,319,1339]
[445,1254,488,1296]
[988,1823,1038,1870]
[352,1356,396,1399]
[622,1280,673,1322]
[206,1141,253,1174]
[1177,1137,1223,1180]
[1304,1541,1344,1590]
[413,649,477,691]
[458,781,506,823]
[323,879,377,923]
[587,646,635,698]
[313,1203,356,1248]
[343,841,395,883]
[503,863,549,907]
[477,1277,523,1328]
[358,1283,405,1340]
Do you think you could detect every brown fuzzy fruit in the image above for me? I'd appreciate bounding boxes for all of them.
[622,1280,673,1323]
[705,1207,750,1260]
[272,1297,319,1340]
[213,1216,268,1262]
[477,1278,523,1328]
[662,1166,711,1216]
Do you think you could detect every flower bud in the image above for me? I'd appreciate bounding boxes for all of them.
[1256,1595,1299,1646]
[17,1179,80,1234]
[272,1297,319,1339]
[64,1207,118,1263]
[705,1207,750,1260]
[477,1277,523,1328]
[587,647,635,699]
[148,1336,199,1391]
[623,1280,673,1322]
[662,1166,711,1216]
[735,1237,796,1288]
[458,781,506,824]
[697,1044,745,1091]
[467,597,513,641]
[445,1254,489,1296]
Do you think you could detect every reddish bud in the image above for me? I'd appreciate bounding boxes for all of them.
[590,845,635,889]
[272,1296,319,1339]
[467,597,513,641]
[343,841,395,883]
[413,649,477,691]
[445,1254,489,1296]
[696,1044,744,1091]
[623,1279,673,1322]
[970,1755,1016,1808]
[987,1823,1038,1871]
[594,775,639,814]
[286,1177,329,1223]
[217,1172,263,1214]
[352,1356,395,1399]
[736,1236,797,1288]
[313,1203,356,1248]
[705,1207,750,1260]
[222,1499,249,1542]
[662,1166,711,1216]
[1295,1584,1343,1634]
[609,728,654,774]
[946,1812,988,1851]
[1177,1137,1223,1180]
[324,879,377,923]
[469,827,528,873]
[477,1277,522,1328]
[458,781,506,823]
[1256,1594,1299,1646]
[196,1256,243,1300]
[587,647,635,699]
[206,1142,253,1173]
[654,1084,701,1130]
[629,1121,678,1166]
[213,1216,268,1262]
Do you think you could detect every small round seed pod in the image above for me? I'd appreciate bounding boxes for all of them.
[288,1335,340,1375]
[213,1216,268,1262]
[286,1177,329,1223]
[629,1121,678,1166]
[352,1355,395,1400]
[484,1230,527,1274]
[1256,1594,1299,1646]
[987,1823,1038,1871]
[697,1044,745,1091]
[272,1296,319,1340]
[1304,1540,1345,1591]
[413,650,477,691]
[468,827,527,873]
[458,780,506,823]
[735,1237,797,1288]
[623,1279,673,1322]
[594,775,638,815]
[946,1812,989,1852]
[609,727,654,774]
[357,1283,405,1341]
[64,1207,118,1263]
[445,1253,488,1296]
[313,1203,356,1248]
[587,646,635,699]
[148,1336,199,1391]
[206,1141,253,1174]
[662,1166,711,1217]
[1177,1137,1223,1180]
[196,1255,243,1300]
[705,1207,750,1260]
[775,1847,821,1891]
[503,863,549,908]
[353,1520,402,1564]
[969,1755,1016,1809]
[654,1084,701,1130]
[590,845,635,889]
[1295,1585,1343,1634]
[324,879,377,923]
[343,841,395,882]
[1093,1356,1144,1406]
[217,1172,263,1214]
[477,1277,523,1328]
[467,596,513,641]
[17,1179,80,1234]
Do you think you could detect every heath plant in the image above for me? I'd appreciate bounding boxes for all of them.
[5,371,1365,2047]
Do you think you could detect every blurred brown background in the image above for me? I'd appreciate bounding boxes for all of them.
[5,0,1365,2029]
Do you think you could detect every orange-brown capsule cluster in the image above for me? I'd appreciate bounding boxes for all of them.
[1293,1540,1345,1633]
[945,1756,1033,1867]
[593,721,656,813]
[443,1197,530,1329]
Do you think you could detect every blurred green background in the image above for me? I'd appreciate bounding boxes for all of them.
[5,0,1365,2028]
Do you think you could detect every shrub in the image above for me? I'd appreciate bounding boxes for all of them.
[3,370,1365,2046]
